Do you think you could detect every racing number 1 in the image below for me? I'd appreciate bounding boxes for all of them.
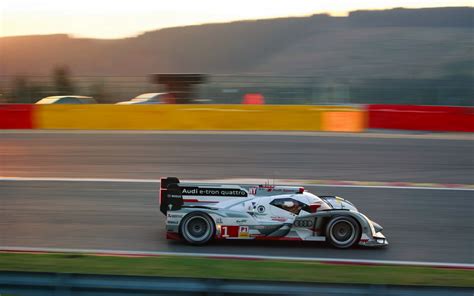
[221,226,229,237]
[220,226,248,238]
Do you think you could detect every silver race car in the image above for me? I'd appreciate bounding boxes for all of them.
[159,177,387,249]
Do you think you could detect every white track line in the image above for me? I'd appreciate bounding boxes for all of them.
[1,129,472,140]
[1,246,472,269]
[1,176,473,191]
[0,176,159,183]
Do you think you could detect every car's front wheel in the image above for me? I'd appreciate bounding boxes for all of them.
[180,213,215,245]
[326,216,361,249]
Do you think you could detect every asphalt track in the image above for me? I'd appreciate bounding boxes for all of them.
[1,131,473,183]
[1,180,473,264]
[1,132,473,264]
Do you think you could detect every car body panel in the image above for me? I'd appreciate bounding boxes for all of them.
[160,177,388,248]
[116,93,169,104]
[36,95,96,104]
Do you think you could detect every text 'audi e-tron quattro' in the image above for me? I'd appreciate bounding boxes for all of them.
[159,177,387,249]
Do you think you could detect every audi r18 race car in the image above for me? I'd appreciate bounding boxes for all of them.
[159,177,387,249]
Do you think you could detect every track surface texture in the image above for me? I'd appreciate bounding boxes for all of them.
[1,181,473,264]
[1,132,473,263]
[1,132,473,183]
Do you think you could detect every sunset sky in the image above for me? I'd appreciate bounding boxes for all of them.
[1,0,472,39]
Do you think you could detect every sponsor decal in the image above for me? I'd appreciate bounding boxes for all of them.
[294,219,313,227]
[239,226,250,238]
[220,225,250,238]
[216,218,223,224]
[181,187,247,197]
[236,219,248,224]
[220,225,238,238]
[167,221,179,225]
[257,205,266,214]
[167,213,183,218]
[271,216,288,222]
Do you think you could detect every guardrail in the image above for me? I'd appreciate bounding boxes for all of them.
[1,271,472,296]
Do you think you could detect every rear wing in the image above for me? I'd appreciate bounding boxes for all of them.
[159,177,183,215]
[159,177,249,215]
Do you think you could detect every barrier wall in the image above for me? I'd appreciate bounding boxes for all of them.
[321,111,365,132]
[0,104,35,129]
[35,105,365,132]
[2,104,472,132]
[367,105,474,132]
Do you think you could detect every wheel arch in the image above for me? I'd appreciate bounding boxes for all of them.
[316,211,369,238]
[178,210,217,236]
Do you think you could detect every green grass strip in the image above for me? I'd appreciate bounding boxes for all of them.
[0,253,472,287]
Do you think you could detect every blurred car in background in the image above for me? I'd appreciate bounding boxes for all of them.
[36,95,97,104]
[116,93,173,104]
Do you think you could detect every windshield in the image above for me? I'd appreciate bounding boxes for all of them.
[36,98,59,104]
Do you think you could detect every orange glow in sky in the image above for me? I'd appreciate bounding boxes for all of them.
[1,0,472,39]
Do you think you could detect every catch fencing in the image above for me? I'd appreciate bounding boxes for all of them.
[1,75,472,106]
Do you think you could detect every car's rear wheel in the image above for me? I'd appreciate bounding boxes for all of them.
[180,213,215,245]
[326,216,361,249]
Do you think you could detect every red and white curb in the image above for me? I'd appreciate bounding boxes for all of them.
[1,246,473,270]
[1,176,473,191]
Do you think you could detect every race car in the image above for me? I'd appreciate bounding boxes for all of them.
[159,177,387,249]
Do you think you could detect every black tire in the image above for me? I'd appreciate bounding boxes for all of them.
[180,212,215,245]
[326,216,361,249]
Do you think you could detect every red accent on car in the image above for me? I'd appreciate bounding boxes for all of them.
[299,187,305,193]
[166,232,181,240]
[220,226,240,238]
[253,236,302,241]
[159,177,167,209]
[183,199,219,203]
[308,204,321,213]
[183,199,199,202]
